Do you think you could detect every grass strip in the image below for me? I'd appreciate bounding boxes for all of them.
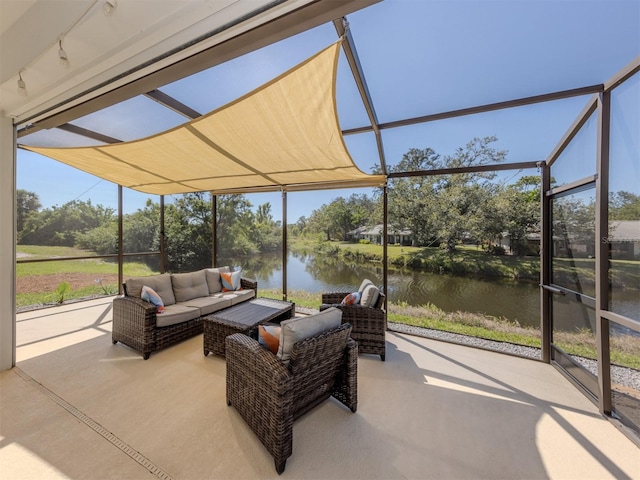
[274,289,640,370]
[15,250,640,371]
[17,285,117,308]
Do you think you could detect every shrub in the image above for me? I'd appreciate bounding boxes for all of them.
[486,245,506,256]
[55,282,71,303]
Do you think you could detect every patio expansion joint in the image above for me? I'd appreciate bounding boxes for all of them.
[13,367,175,480]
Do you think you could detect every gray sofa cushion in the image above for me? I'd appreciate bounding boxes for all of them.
[210,289,255,306]
[156,304,201,327]
[276,307,343,365]
[171,271,209,302]
[182,296,232,316]
[126,274,176,306]
[229,289,255,305]
[203,266,231,294]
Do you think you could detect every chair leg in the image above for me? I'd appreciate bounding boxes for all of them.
[275,460,286,475]
[380,353,385,361]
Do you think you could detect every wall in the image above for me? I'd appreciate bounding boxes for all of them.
[0,114,15,371]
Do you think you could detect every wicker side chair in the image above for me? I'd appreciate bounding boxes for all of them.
[225,323,357,475]
[320,291,386,361]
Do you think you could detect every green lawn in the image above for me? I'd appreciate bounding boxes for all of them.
[17,245,157,307]
[17,245,156,277]
[17,245,640,370]
[308,240,639,287]
[17,257,153,277]
[17,245,95,258]
[271,288,640,370]
[318,241,541,280]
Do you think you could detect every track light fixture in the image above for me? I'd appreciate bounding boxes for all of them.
[15,1,118,100]
[17,70,27,97]
[58,39,70,68]
[103,0,117,16]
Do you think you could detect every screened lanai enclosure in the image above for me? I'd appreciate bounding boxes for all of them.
[6,0,640,446]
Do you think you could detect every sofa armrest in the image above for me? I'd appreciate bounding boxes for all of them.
[112,295,159,358]
[113,295,158,328]
[321,292,350,304]
[320,303,386,332]
[241,277,258,296]
[226,333,291,396]
[332,337,358,412]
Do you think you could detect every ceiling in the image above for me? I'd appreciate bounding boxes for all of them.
[0,0,377,127]
[5,0,639,183]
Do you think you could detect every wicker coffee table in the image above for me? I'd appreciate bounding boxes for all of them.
[203,297,295,357]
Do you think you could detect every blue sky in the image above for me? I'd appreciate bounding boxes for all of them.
[17,0,640,222]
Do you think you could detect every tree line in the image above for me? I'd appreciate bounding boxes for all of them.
[17,192,281,272]
[301,137,539,254]
[301,137,639,256]
[18,136,640,269]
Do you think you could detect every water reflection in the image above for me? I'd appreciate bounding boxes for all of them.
[219,249,640,335]
[221,251,541,328]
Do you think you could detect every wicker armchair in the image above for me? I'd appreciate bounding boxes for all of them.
[225,323,357,474]
[320,290,386,361]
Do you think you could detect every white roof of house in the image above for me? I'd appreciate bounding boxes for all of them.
[610,220,640,241]
[350,224,412,236]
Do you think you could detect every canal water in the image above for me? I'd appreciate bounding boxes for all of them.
[221,249,639,332]
[222,250,542,328]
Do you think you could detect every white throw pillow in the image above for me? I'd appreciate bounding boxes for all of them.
[360,284,380,307]
[277,307,342,365]
[141,285,165,313]
[221,269,242,291]
[358,278,374,293]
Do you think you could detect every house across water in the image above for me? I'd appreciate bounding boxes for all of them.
[348,225,414,246]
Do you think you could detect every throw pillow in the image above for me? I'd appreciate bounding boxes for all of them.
[358,278,375,293]
[341,291,361,305]
[258,325,281,354]
[360,284,380,308]
[204,266,231,294]
[221,269,242,292]
[277,307,342,365]
[141,285,165,313]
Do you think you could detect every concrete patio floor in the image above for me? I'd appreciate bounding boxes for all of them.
[1,297,638,479]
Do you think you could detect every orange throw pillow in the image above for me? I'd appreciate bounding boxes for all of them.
[341,291,361,305]
[258,325,281,354]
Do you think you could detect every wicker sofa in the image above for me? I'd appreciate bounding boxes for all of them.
[320,279,386,361]
[226,310,357,474]
[112,267,257,359]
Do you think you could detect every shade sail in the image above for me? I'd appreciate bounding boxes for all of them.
[20,41,385,195]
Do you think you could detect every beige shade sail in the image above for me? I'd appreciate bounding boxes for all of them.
[20,41,386,195]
